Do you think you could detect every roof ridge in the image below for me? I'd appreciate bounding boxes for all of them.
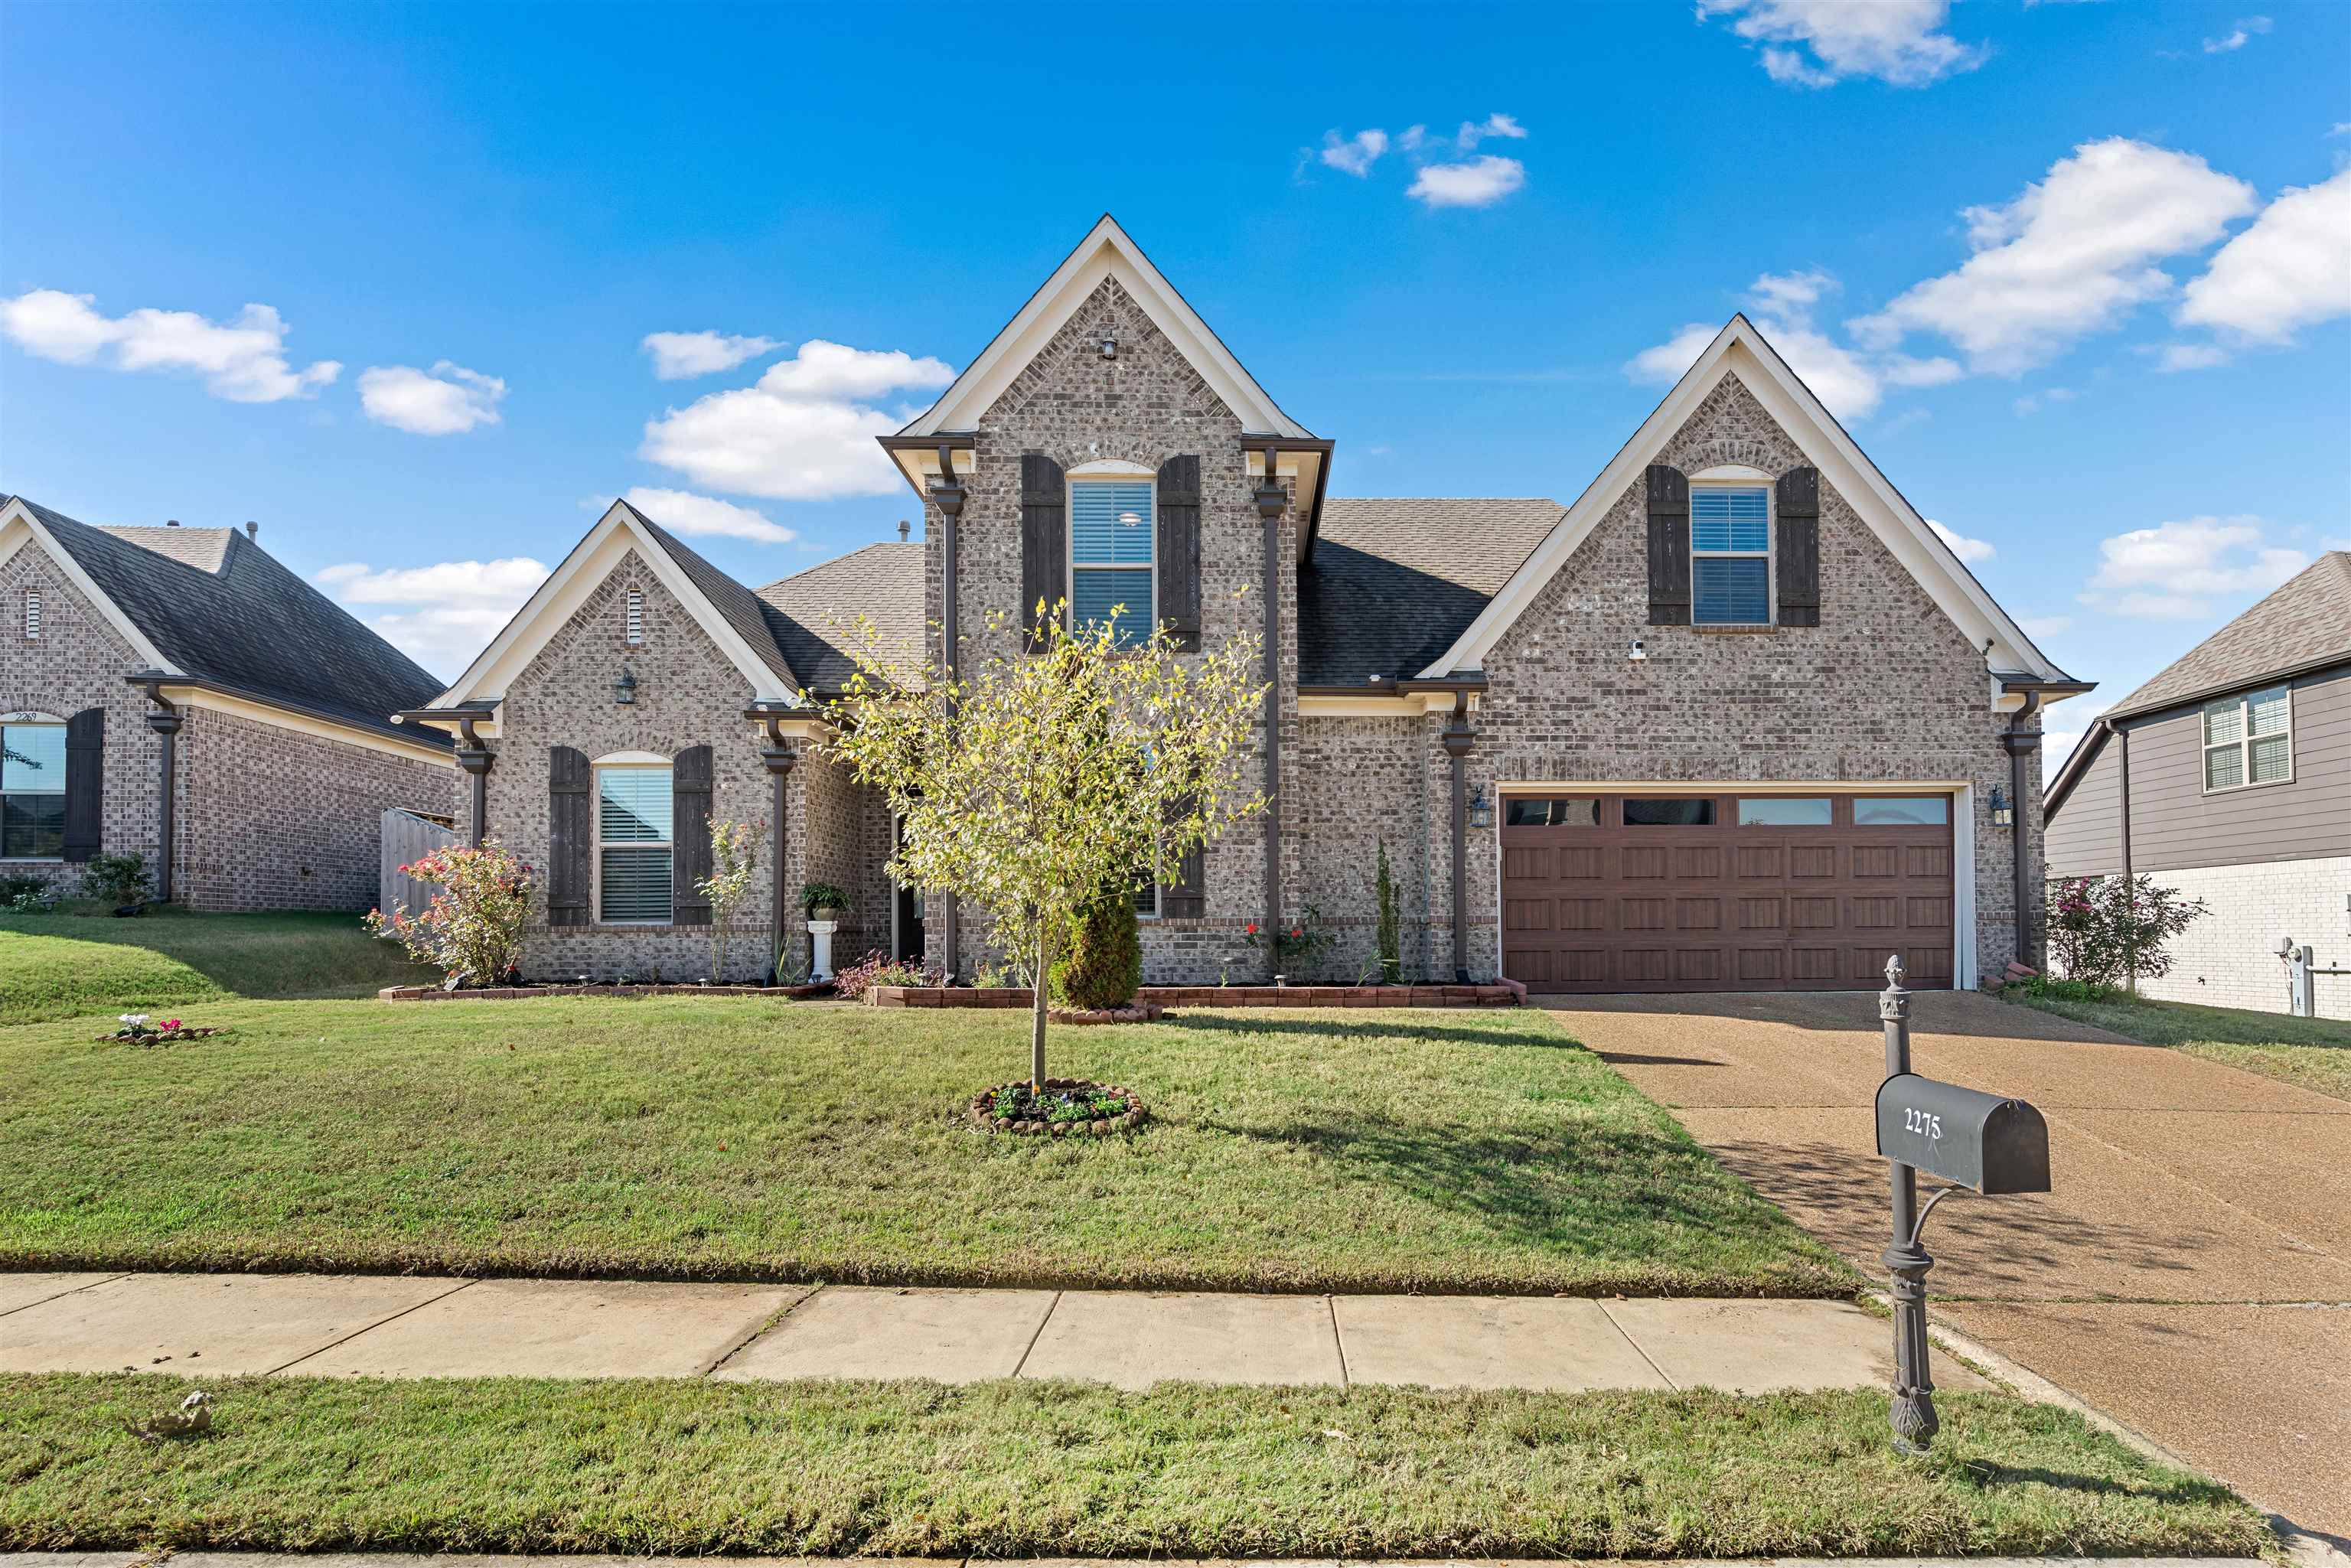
[755,539,920,595]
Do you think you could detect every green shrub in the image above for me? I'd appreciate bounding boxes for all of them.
[1,872,52,905]
[1375,839,1402,983]
[2046,874,2208,992]
[1059,895,1142,1011]
[79,852,151,908]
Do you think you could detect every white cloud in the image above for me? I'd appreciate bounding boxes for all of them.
[621,486,795,545]
[2020,614,2074,638]
[1407,155,1527,209]
[2079,515,2307,618]
[641,330,781,380]
[1850,139,2257,375]
[639,339,954,500]
[2154,341,2230,371]
[0,288,341,403]
[1456,112,1528,148]
[1697,0,1987,87]
[1319,128,1389,177]
[1927,519,1996,562]
[2041,701,2107,774]
[2012,386,2077,416]
[1622,269,1946,420]
[2175,167,2351,346]
[358,361,507,435]
[2203,15,2271,52]
[1625,323,1719,385]
[315,556,549,680]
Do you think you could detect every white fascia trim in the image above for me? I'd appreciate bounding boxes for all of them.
[164,685,458,768]
[897,215,1310,442]
[1299,692,1459,717]
[747,715,834,742]
[432,502,797,709]
[0,504,180,673]
[1414,320,2067,687]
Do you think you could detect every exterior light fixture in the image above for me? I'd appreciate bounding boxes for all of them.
[1629,636,1647,662]
[613,667,637,706]
[1100,334,1117,360]
[1990,784,2012,826]
[1468,785,1493,830]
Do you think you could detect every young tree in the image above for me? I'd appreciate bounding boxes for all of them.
[825,601,1266,1089]
[696,817,766,983]
[1374,837,1402,984]
[2045,874,2209,993]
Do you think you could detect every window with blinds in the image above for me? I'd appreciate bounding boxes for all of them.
[1,720,66,859]
[1691,487,1771,625]
[2202,684,2291,792]
[1070,478,1153,644]
[597,766,673,922]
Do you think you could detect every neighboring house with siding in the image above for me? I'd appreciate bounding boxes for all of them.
[2045,552,2350,1018]
[0,494,458,911]
[396,216,2088,993]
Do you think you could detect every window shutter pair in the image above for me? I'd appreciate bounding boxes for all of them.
[1019,451,1204,650]
[1644,463,1821,627]
[671,745,713,927]
[547,747,592,927]
[61,707,103,862]
[1159,794,1206,918]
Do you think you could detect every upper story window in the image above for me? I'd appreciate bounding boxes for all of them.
[624,590,645,646]
[2203,683,2290,791]
[1691,486,1771,625]
[23,590,41,640]
[596,763,673,922]
[1,719,66,859]
[1070,477,1153,646]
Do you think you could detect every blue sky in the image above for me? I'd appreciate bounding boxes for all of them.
[4,0,2346,766]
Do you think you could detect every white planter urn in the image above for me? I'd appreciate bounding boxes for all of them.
[806,916,840,981]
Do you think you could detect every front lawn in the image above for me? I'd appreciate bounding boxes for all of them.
[0,999,1849,1296]
[2004,986,2351,1101]
[0,908,430,1025]
[0,1374,2268,1558]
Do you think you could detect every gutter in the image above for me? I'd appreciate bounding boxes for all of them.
[136,675,456,753]
[1239,435,1335,562]
[876,433,979,505]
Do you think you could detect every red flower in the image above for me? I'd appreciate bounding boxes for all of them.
[1290,927,1302,939]
[1245,923,1258,935]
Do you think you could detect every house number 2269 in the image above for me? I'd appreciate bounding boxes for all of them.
[1904,1107,1943,1139]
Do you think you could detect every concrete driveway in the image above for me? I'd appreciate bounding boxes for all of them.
[1541,988,2351,1537]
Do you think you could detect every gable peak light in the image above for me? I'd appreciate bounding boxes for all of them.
[1099,331,1117,360]
[1629,636,1647,663]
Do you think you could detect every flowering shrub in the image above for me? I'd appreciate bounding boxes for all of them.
[696,817,766,983]
[1242,903,1336,975]
[2044,874,2209,993]
[365,838,534,987]
[103,1014,222,1046]
[832,948,941,1000]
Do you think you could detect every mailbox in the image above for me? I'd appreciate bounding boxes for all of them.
[1875,1074,2050,1195]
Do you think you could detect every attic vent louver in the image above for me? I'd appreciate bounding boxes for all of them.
[23,589,40,640]
[624,589,645,646]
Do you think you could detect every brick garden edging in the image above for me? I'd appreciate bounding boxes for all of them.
[379,983,836,1002]
[870,983,1521,1009]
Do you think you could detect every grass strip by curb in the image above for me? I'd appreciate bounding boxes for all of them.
[0,1374,2270,1559]
[2000,988,2350,1103]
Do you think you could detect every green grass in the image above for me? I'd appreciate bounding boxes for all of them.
[2005,986,2351,1102]
[0,907,432,1025]
[0,1374,2269,1558]
[0,998,1850,1295]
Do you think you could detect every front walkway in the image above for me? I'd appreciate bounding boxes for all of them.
[0,1271,1994,1395]
[1538,987,2351,1537]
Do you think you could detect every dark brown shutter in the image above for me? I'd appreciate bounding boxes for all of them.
[61,706,103,862]
[1645,464,1691,626]
[1160,794,1205,918]
[1775,466,1821,628]
[547,745,591,927]
[1019,452,1067,650]
[1156,454,1202,650]
[671,744,713,926]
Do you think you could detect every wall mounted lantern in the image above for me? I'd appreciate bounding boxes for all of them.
[613,667,637,706]
[1099,334,1117,360]
[1467,785,1493,830]
[1989,784,2012,827]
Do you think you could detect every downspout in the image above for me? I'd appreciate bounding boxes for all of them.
[2117,722,2134,992]
[454,714,491,848]
[2002,692,2043,970]
[1254,447,1286,971]
[930,446,967,983]
[134,675,179,905]
[758,712,796,983]
[1442,703,1475,982]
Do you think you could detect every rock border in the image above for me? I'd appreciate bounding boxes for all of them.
[380,982,836,1002]
[1046,1002,1164,1025]
[968,1078,1149,1138]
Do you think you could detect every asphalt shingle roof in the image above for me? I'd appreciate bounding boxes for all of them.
[621,503,806,696]
[1297,498,1563,686]
[755,542,927,694]
[15,497,449,745]
[2105,550,2351,719]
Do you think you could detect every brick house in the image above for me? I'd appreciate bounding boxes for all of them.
[2045,552,2348,1017]
[401,216,2088,993]
[0,495,458,911]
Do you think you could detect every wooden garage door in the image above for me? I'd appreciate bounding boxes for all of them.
[1500,793,1955,994]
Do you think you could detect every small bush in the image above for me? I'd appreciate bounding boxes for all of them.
[2,872,54,909]
[833,949,938,1000]
[80,852,151,908]
[364,839,533,987]
[2046,874,2209,993]
[1058,895,1142,1011]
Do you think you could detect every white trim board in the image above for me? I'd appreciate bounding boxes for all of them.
[430,500,801,709]
[165,685,458,768]
[1415,318,2073,696]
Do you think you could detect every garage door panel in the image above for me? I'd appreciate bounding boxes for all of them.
[1501,791,1955,995]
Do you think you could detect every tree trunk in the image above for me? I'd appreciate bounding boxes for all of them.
[1031,923,1051,1089]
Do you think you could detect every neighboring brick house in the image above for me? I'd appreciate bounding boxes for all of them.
[2045,553,2349,1018]
[403,216,2088,993]
[0,495,458,911]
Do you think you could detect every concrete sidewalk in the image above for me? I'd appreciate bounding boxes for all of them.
[0,1270,1994,1394]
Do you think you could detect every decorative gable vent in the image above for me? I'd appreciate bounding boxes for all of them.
[624,589,645,646]
[22,589,40,640]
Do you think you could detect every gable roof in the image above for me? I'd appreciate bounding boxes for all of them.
[754,541,926,696]
[4,495,447,745]
[1408,317,2079,690]
[1299,499,1563,686]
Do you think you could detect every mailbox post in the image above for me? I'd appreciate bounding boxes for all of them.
[1873,954,2052,1455]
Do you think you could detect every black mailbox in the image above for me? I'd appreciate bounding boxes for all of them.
[1875,1074,2050,1195]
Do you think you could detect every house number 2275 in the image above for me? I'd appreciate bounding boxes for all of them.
[1904,1107,1943,1139]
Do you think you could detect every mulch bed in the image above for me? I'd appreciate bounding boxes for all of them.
[100,1026,227,1047]
[968,1078,1149,1138]
[876,983,1521,1009]
[380,983,836,1002]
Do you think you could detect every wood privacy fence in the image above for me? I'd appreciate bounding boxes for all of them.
[380,808,460,915]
